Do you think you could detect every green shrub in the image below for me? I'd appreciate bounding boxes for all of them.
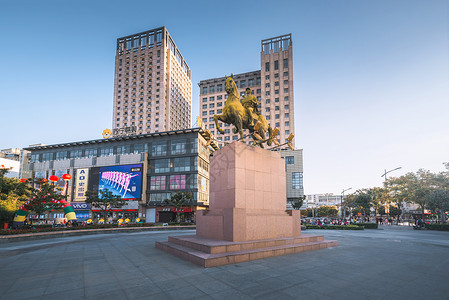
[424,223,449,231]
[305,225,364,230]
[354,223,378,229]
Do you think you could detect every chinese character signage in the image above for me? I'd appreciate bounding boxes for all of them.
[74,168,89,201]
[112,126,137,137]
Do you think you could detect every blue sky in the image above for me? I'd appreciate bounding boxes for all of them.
[1,0,448,194]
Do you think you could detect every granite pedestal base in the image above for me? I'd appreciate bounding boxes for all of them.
[156,234,338,268]
[156,142,338,267]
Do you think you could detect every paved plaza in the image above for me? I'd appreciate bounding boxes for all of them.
[0,226,448,300]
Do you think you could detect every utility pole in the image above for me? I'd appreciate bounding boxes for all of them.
[341,188,352,220]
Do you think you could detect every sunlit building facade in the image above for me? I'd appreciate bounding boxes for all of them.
[113,27,192,135]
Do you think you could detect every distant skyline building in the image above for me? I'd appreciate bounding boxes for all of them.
[198,34,295,148]
[113,27,192,135]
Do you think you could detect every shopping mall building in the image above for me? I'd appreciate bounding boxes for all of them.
[20,128,218,223]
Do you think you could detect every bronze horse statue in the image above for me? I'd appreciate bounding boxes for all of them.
[213,74,277,147]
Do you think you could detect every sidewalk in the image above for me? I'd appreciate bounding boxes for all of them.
[0,225,196,243]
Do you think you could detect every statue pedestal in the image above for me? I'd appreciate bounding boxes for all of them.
[156,142,337,267]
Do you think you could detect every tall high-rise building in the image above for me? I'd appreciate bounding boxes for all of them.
[113,27,192,135]
[198,34,294,147]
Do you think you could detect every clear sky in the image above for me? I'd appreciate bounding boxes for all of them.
[1,0,448,195]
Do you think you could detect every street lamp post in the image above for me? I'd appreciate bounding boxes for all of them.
[341,188,352,221]
[381,167,401,222]
[381,167,402,181]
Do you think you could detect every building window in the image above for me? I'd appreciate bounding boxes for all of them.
[240,80,246,88]
[217,84,223,92]
[169,175,186,190]
[284,88,289,93]
[284,96,289,101]
[150,176,166,190]
[202,98,207,102]
[209,110,215,115]
[116,145,131,155]
[30,153,40,162]
[70,150,83,158]
[202,87,207,94]
[171,140,187,155]
[292,172,303,190]
[209,86,215,93]
[133,144,145,153]
[151,141,167,156]
[283,59,288,69]
[84,149,97,158]
[55,151,68,160]
[173,157,190,172]
[202,104,207,109]
[285,121,290,126]
[284,71,288,77]
[99,148,113,157]
[209,103,214,108]
[42,152,53,161]
[274,60,279,70]
[154,159,170,173]
[285,156,294,164]
[265,62,270,72]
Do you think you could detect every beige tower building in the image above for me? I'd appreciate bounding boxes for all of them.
[198,34,294,147]
[113,27,192,135]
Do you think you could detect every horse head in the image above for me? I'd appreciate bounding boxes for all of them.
[225,74,238,98]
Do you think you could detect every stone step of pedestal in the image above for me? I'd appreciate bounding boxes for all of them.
[155,238,338,268]
[167,234,324,254]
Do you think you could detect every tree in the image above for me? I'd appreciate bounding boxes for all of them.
[0,168,32,224]
[427,189,449,223]
[352,189,372,218]
[316,205,338,217]
[164,192,194,223]
[386,170,437,220]
[85,189,126,222]
[0,168,32,223]
[290,195,306,210]
[24,178,67,224]
[366,187,387,216]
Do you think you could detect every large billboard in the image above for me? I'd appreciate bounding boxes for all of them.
[98,164,142,200]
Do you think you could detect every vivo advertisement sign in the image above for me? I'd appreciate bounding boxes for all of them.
[98,164,142,200]
[71,203,91,210]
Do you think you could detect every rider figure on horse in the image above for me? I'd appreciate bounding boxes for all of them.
[241,87,260,127]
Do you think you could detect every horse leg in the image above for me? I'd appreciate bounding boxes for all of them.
[267,126,273,146]
[214,114,225,134]
[236,116,244,142]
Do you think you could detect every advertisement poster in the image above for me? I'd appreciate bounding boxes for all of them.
[74,168,89,201]
[98,164,142,200]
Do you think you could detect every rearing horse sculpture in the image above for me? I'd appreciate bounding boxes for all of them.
[213,74,277,147]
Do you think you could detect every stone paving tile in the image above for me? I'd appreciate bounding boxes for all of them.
[0,229,448,299]
[164,285,209,300]
[41,287,85,300]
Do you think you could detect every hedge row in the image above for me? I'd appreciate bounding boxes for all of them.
[424,224,449,231]
[305,225,364,230]
[354,223,378,229]
[0,223,160,235]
